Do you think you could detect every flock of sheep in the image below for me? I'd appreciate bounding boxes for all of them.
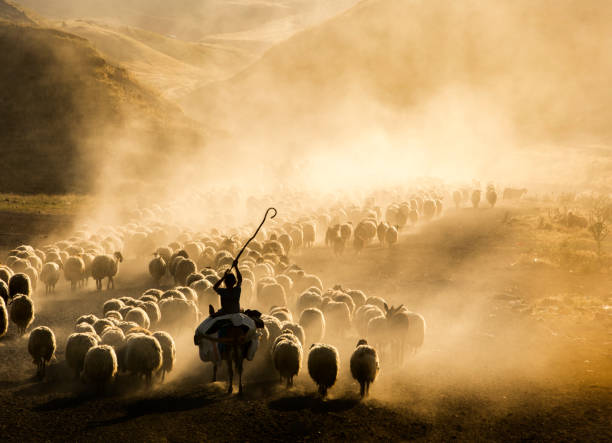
[0,183,520,398]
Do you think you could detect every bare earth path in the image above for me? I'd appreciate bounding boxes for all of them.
[0,207,610,442]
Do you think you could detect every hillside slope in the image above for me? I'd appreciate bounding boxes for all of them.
[0,21,204,194]
[54,20,256,99]
[183,0,612,146]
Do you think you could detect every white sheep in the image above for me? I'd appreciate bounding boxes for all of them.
[0,280,8,305]
[350,339,380,397]
[148,255,166,285]
[91,252,123,290]
[280,321,305,346]
[65,332,98,378]
[258,283,287,311]
[307,343,339,397]
[125,334,163,385]
[125,308,151,329]
[9,294,35,335]
[0,298,8,338]
[141,301,161,325]
[101,327,125,348]
[28,326,56,379]
[298,308,325,344]
[152,331,176,382]
[82,345,118,389]
[273,333,303,387]
[40,262,61,294]
[384,225,399,247]
[174,258,197,286]
[64,256,85,290]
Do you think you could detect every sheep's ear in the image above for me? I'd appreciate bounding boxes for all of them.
[383,302,389,313]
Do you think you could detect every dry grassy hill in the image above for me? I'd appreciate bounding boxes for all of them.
[0,14,204,194]
[52,20,257,99]
[183,0,612,146]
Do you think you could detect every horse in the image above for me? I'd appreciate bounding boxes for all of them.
[211,326,251,394]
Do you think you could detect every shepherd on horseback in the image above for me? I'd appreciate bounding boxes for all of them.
[209,259,242,316]
[194,208,276,394]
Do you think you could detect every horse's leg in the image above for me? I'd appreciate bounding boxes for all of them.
[226,356,233,394]
[212,362,217,382]
[237,349,243,395]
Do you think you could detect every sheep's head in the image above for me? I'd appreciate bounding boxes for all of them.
[356,339,368,347]
[114,252,124,263]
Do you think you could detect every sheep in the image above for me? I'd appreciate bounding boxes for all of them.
[332,292,356,315]
[0,280,8,304]
[261,315,283,349]
[298,308,325,344]
[423,200,436,220]
[377,222,389,245]
[76,314,98,326]
[486,188,498,208]
[296,291,322,313]
[405,312,426,353]
[365,296,387,312]
[93,318,115,336]
[322,301,351,333]
[64,256,85,290]
[471,190,481,209]
[355,304,384,337]
[259,283,287,311]
[65,332,98,378]
[101,328,125,348]
[280,321,305,346]
[350,339,380,397]
[75,322,97,335]
[0,298,8,338]
[302,222,316,247]
[9,294,34,335]
[103,299,125,316]
[270,307,293,323]
[385,225,399,247]
[141,301,161,325]
[174,258,197,286]
[40,262,61,294]
[152,331,176,382]
[0,266,13,284]
[27,326,56,379]
[158,298,198,334]
[125,334,163,385]
[148,255,166,285]
[8,273,31,299]
[91,252,123,290]
[272,333,303,387]
[307,343,340,397]
[125,308,151,329]
[82,345,118,388]
[345,289,367,308]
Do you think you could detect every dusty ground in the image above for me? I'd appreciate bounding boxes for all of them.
[0,205,610,442]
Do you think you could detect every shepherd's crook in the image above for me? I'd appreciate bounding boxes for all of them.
[232,207,277,267]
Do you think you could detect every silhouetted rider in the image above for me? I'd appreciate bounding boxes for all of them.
[210,260,242,316]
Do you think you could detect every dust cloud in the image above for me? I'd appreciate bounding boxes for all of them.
[4,0,610,425]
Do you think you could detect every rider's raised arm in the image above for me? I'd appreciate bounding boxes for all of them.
[235,265,242,286]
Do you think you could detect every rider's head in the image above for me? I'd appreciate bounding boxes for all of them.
[224,272,237,288]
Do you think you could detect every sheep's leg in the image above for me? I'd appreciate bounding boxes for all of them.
[360,381,365,398]
[161,369,166,382]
